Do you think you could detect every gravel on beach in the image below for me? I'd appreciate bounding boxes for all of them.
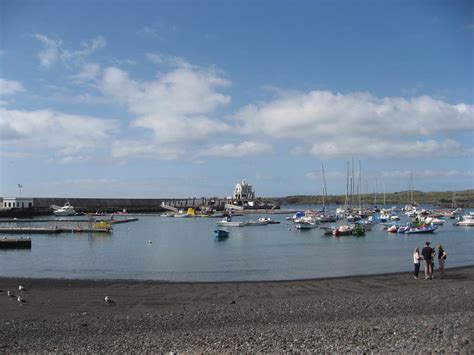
[1,266,473,353]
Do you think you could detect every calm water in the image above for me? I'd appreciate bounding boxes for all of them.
[0,205,473,281]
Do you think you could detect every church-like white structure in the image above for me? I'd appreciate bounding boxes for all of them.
[233,179,255,201]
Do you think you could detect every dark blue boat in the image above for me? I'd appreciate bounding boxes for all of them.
[214,229,230,239]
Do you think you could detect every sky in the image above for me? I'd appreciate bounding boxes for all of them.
[0,0,473,198]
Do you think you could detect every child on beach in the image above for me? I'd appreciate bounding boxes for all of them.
[421,241,435,280]
[413,247,422,279]
[437,243,447,279]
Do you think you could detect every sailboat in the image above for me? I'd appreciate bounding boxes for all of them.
[317,163,336,223]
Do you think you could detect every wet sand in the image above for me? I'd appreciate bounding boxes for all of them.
[1,266,473,352]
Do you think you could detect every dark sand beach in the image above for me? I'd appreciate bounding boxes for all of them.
[1,266,473,352]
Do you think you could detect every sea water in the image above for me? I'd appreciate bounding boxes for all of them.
[0,205,472,281]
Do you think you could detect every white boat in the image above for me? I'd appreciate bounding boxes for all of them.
[295,220,317,229]
[257,217,280,224]
[294,216,317,229]
[456,215,474,226]
[51,202,76,216]
[423,217,445,225]
[246,219,269,226]
[216,217,246,227]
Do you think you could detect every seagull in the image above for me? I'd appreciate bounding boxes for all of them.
[18,285,26,292]
[104,296,114,304]
[7,290,15,298]
[17,296,25,303]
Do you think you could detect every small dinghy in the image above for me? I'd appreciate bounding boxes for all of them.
[214,229,230,240]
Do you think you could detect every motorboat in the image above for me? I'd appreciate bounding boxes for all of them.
[216,217,246,227]
[257,217,280,224]
[246,219,269,226]
[387,225,398,233]
[332,225,353,236]
[214,229,230,239]
[423,217,445,225]
[294,220,317,229]
[397,223,437,234]
[403,225,437,234]
[51,202,76,216]
[455,215,474,226]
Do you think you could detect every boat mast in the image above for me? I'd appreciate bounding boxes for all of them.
[358,160,362,213]
[374,177,378,206]
[344,161,349,210]
[351,157,355,208]
[321,162,327,211]
[383,182,386,208]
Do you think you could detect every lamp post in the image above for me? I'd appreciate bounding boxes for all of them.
[18,184,22,197]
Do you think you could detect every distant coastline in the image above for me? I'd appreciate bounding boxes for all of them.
[263,189,474,208]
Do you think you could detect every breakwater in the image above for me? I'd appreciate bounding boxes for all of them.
[0,197,277,217]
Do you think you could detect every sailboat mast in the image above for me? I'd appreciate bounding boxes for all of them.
[344,161,349,209]
[321,162,327,210]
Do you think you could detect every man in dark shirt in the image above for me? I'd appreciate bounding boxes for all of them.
[421,241,434,279]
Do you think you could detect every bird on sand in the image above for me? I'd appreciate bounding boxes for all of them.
[17,296,25,303]
[104,296,114,304]
[19,285,26,292]
[7,290,15,298]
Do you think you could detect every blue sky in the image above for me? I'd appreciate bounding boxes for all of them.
[0,0,473,198]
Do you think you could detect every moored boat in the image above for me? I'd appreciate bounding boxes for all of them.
[216,217,246,227]
[332,225,353,236]
[51,202,76,216]
[214,229,230,239]
[455,215,474,226]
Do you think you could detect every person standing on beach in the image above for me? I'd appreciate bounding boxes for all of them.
[437,243,447,279]
[413,247,422,279]
[421,241,434,280]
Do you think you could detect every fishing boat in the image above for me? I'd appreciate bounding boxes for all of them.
[214,229,230,239]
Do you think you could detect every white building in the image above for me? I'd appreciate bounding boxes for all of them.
[233,179,255,200]
[2,197,34,209]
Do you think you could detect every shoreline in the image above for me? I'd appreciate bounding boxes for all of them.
[1,263,473,285]
[1,266,473,352]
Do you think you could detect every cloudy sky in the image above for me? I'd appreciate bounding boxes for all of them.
[0,0,473,198]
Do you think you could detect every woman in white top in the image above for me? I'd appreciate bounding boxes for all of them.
[413,247,422,279]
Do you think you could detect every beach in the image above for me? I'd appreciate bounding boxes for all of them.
[1,266,473,352]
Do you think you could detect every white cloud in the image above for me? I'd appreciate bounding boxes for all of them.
[0,78,25,96]
[99,61,232,158]
[235,90,474,158]
[111,140,186,161]
[34,34,62,68]
[204,141,273,157]
[70,63,101,83]
[137,26,162,39]
[0,108,118,162]
[34,34,106,69]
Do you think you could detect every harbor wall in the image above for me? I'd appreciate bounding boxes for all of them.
[0,197,229,216]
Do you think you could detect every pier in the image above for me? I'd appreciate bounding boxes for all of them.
[0,238,32,249]
[0,227,111,234]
